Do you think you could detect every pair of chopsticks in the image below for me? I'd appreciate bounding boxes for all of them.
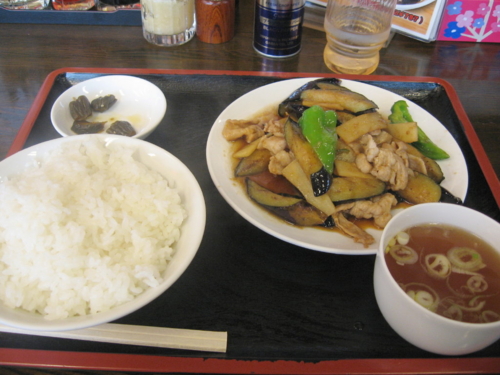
[0,323,227,353]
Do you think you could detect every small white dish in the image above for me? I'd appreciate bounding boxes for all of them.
[206,78,468,255]
[0,134,205,332]
[374,203,500,355]
[51,75,167,140]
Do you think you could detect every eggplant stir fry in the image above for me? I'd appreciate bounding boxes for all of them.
[222,78,460,247]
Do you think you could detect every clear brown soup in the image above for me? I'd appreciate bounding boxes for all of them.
[385,224,500,324]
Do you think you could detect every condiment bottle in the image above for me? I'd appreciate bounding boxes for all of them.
[195,0,235,44]
[253,0,306,58]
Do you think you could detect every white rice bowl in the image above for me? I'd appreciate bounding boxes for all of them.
[0,135,205,331]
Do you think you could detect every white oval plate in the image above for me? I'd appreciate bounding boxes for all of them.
[396,0,435,11]
[51,75,167,139]
[206,78,468,255]
[0,135,205,331]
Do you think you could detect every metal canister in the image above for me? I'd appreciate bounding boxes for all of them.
[253,0,306,58]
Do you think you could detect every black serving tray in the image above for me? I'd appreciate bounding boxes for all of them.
[1,68,499,374]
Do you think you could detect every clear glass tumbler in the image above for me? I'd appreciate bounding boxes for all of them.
[141,0,196,47]
[323,0,397,75]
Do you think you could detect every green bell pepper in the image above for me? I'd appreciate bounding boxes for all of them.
[389,100,450,160]
[299,105,338,174]
[388,100,413,124]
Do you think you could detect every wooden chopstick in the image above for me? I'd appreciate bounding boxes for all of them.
[0,323,227,353]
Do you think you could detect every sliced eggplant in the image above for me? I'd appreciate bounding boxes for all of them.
[278,78,342,119]
[247,179,302,207]
[248,170,300,197]
[327,177,386,202]
[284,119,331,196]
[281,78,343,106]
[406,143,444,183]
[278,103,308,123]
[282,202,329,226]
[247,177,328,226]
[396,171,442,204]
[278,78,376,121]
[234,148,272,177]
[265,202,329,226]
[300,89,378,114]
[316,81,350,91]
[423,156,445,184]
[440,187,462,204]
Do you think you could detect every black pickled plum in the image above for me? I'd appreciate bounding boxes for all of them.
[106,121,137,137]
[69,96,92,121]
[71,120,105,134]
[91,95,117,113]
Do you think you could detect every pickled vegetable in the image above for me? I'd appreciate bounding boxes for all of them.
[71,120,105,134]
[91,95,117,113]
[69,96,92,121]
[106,121,136,137]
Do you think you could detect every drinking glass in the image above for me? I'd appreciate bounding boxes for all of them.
[141,0,196,47]
[323,0,397,75]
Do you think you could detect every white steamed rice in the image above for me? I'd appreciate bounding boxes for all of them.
[0,138,186,320]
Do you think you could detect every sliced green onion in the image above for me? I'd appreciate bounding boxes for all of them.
[451,266,480,276]
[403,283,440,312]
[389,245,418,265]
[396,231,410,246]
[424,254,451,279]
[414,291,435,309]
[443,305,463,321]
[466,275,488,293]
[452,300,485,312]
[482,310,500,323]
[447,247,485,272]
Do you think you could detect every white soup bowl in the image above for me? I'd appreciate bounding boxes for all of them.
[374,203,500,355]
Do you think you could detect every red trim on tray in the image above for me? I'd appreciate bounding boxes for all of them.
[1,348,500,374]
[6,73,58,158]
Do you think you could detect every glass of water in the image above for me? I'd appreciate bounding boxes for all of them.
[323,0,397,75]
[141,0,196,47]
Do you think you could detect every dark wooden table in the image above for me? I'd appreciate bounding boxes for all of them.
[0,1,500,374]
